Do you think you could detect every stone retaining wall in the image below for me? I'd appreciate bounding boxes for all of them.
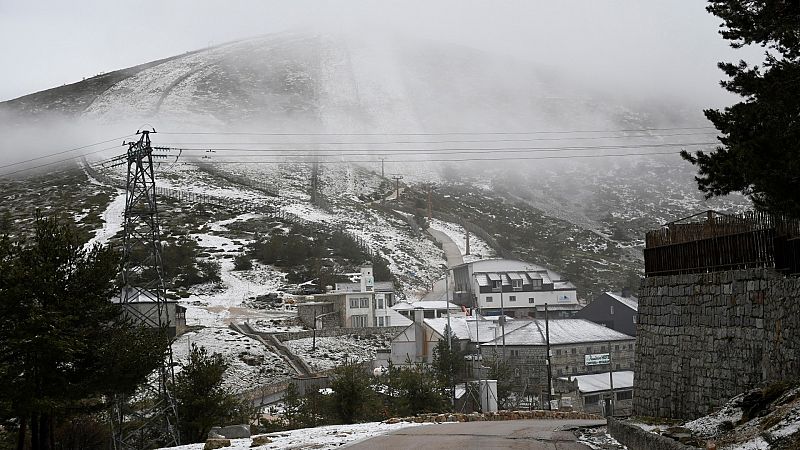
[607,418,694,450]
[386,410,603,424]
[634,268,800,419]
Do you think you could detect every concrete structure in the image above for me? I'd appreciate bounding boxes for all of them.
[114,294,186,337]
[481,319,635,400]
[558,371,634,416]
[392,300,464,320]
[575,291,639,336]
[451,259,581,319]
[635,268,800,419]
[309,264,408,328]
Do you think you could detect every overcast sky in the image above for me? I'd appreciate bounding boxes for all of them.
[0,0,763,105]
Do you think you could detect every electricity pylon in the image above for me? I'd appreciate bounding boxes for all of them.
[112,129,180,449]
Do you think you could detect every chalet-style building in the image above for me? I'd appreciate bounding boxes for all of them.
[451,259,581,319]
[574,291,639,336]
[300,264,409,329]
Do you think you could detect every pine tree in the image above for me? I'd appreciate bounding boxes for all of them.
[173,345,251,443]
[0,214,164,450]
[681,1,800,218]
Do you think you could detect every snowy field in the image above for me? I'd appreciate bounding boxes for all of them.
[283,335,391,372]
[159,421,429,450]
[172,327,292,393]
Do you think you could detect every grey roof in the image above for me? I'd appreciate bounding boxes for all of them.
[423,317,529,344]
[392,301,460,311]
[606,292,639,311]
[481,319,634,347]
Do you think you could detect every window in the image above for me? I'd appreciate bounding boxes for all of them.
[555,349,561,356]
[600,346,606,352]
[633,315,637,324]
[493,280,502,290]
[615,345,620,351]
[572,367,577,374]
[377,298,384,309]
[610,305,615,315]
[509,295,516,302]
[528,297,535,304]
[486,296,493,303]
[510,349,520,357]
[385,316,390,326]
[571,348,576,354]
[378,316,384,326]
[616,363,621,370]
[512,279,523,291]
[351,315,368,328]
[586,346,592,353]
[359,298,369,308]
[616,390,633,401]
[557,368,563,376]
[350,298,359,308]
[531,279,543,289]
[584,395,600,405]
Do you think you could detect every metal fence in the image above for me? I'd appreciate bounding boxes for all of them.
[644,210,800,276]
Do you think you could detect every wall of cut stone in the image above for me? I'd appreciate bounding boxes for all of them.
[634,268,800,419]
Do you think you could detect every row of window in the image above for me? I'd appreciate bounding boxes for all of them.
[485,295,536,303]
[492,279,544,290]
[349,297,387,309]
[351,315,392,327]
[552,343,635,356]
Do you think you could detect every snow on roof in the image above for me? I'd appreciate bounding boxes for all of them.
[606,292,639,311]
[476,274,490,287]
[461,258,565,281]
[558,371,634,393]
[487,273,501,281]
[391,301,460,311]
[423,317,528,343]
[482,319,634,346]
[507,272,523,280]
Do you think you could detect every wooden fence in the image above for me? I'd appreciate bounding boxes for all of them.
[644,210,800,276]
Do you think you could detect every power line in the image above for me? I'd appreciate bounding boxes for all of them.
[179,150,683,164]
[155,131,718,146]
[156,126,715,137]
[0,145,124,177]
[0,135,131,170]
[157,141,716,156]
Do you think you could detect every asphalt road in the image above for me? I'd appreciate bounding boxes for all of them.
[345,419,606,450]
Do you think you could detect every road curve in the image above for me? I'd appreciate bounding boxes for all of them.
[344,419,605,450]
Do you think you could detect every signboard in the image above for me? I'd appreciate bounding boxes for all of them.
[557,294,571,303]
[585,353,610,366]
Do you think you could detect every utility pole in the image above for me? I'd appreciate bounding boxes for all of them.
[445,273,454,407]
[115,129,180,449]
[427,184,433,222]
[311,160,319,205]
[545,303,552,411]
[379,157,386,178]
[499,281,506,360]
[608,340,614,417]
[312,308,317,351]
[391,175,403,201]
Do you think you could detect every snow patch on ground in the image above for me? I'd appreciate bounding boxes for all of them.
[172,327,291,393]
[159,421,428,450]
[283,335,391,372]
[83,191,126,250]
[684,393,744,438]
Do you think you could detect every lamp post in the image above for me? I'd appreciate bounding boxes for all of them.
[312,308,318,352]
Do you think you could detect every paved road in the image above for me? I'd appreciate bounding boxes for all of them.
[421,229,464,302]
[345,419,605,450]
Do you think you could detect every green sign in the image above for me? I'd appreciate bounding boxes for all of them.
[584,353,610,366]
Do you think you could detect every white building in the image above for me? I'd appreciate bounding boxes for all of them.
[451,259,581,319]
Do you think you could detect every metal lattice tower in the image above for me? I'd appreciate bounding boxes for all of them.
[112,130,180,449]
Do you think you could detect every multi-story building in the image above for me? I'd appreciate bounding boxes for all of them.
[303,264,408,328]
[480,319,635,400]
[451,259,581,318]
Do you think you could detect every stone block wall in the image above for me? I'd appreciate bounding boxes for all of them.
[634,269,800,419]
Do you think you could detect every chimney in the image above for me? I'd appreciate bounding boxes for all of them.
[360,263,374,292]
[621,288,632,298]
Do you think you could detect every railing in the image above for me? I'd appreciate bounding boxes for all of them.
[644,210,800,276]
